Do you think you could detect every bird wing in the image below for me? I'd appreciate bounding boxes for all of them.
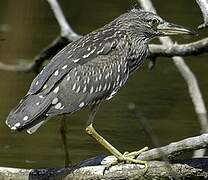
[46,48,129,116]
[6,28,126,131]
[27,28,122,97]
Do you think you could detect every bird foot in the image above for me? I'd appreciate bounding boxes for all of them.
[101,146,148,171]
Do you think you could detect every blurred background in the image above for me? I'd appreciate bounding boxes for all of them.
[0,0,207,168]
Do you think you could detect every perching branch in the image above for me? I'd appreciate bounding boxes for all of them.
[1,133,208,179]
[196,0,208,29]
[148,37,208,58]
[2,160,208,180]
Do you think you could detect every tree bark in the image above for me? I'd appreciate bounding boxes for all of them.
[0,158,208,180]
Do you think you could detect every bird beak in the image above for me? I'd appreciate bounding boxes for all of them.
[157,22,197,36]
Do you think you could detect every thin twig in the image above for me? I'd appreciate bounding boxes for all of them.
[149,37,208,58]
[47,0,81,40]
[196,0,208,29]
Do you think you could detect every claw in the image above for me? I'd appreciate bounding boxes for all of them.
[86,123,148,174]
[125,146,149,158]
[101,147,149,174]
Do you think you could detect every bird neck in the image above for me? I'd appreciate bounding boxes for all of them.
[126,32,149,73]
[128,32,148,57]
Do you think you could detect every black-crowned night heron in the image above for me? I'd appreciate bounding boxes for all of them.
[6,9,194,167]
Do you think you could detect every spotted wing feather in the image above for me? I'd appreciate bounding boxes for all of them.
[6,27,124,132]
[46,49,129,117]
[27,27,121,97]
[6,93,52,131]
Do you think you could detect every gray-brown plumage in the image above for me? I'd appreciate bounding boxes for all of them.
[6,9,194,134]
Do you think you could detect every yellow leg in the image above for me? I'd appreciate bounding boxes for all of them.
[86,123,148,169]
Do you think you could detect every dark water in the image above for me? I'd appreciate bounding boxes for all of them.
[0,0,207,168]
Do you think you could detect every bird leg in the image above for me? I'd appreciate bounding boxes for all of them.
[60,117,71,167]
[85,104,148,170]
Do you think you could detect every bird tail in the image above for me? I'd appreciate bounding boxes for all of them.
[6,94,51,132]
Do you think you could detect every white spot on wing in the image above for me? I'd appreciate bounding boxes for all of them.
[11,126,17,130]
[39,95,44,99]
[83,47,96,58]
[97,47,105,54]
[72,83,76,91]
[105,72,109,80]
[95,76,98,81]
[14,122,21,127]
[35,81,39,85]
[52,97,58,105]
[76,85,81,93]
[98,84,102,91]
[73,58,80,63]
[79,102,85,108]
[67,76,71,81]
[62,65,68,70]
[118,64,121,72]
[23,116,29,121]
[103,84,107,91]
[90,86,94,94]
[117,75,120,82]
[55,102,62,109]
[54,70,59,76]
[106,90,117,100]
[43,84,47,90]
[107,83,111,90]
[87,77,90,84]
[77,76,81,81]
[54,86,59,93]
[99,74,102,80]
[83,85,87,93]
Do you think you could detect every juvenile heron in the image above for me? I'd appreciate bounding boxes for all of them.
[6,9,194,167]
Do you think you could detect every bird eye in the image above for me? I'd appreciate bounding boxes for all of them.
[148,18,160,28]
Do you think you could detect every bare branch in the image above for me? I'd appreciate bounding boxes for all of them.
[0,61,33,72]
[138,133,208,161]
[139,0,208,158]
[1,37,207,72]
[1,0,208,73]
[31,36,70,72]
[196,0,208,29]
[2,160,208,180]
[67,159,208,179]
[149,37,208,58]
[0,36,70,72]
[1,131,208,180]
[0,0,81,72]
[47,0,81,41]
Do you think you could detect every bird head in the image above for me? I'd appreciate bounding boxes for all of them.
[119,9,196,40]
